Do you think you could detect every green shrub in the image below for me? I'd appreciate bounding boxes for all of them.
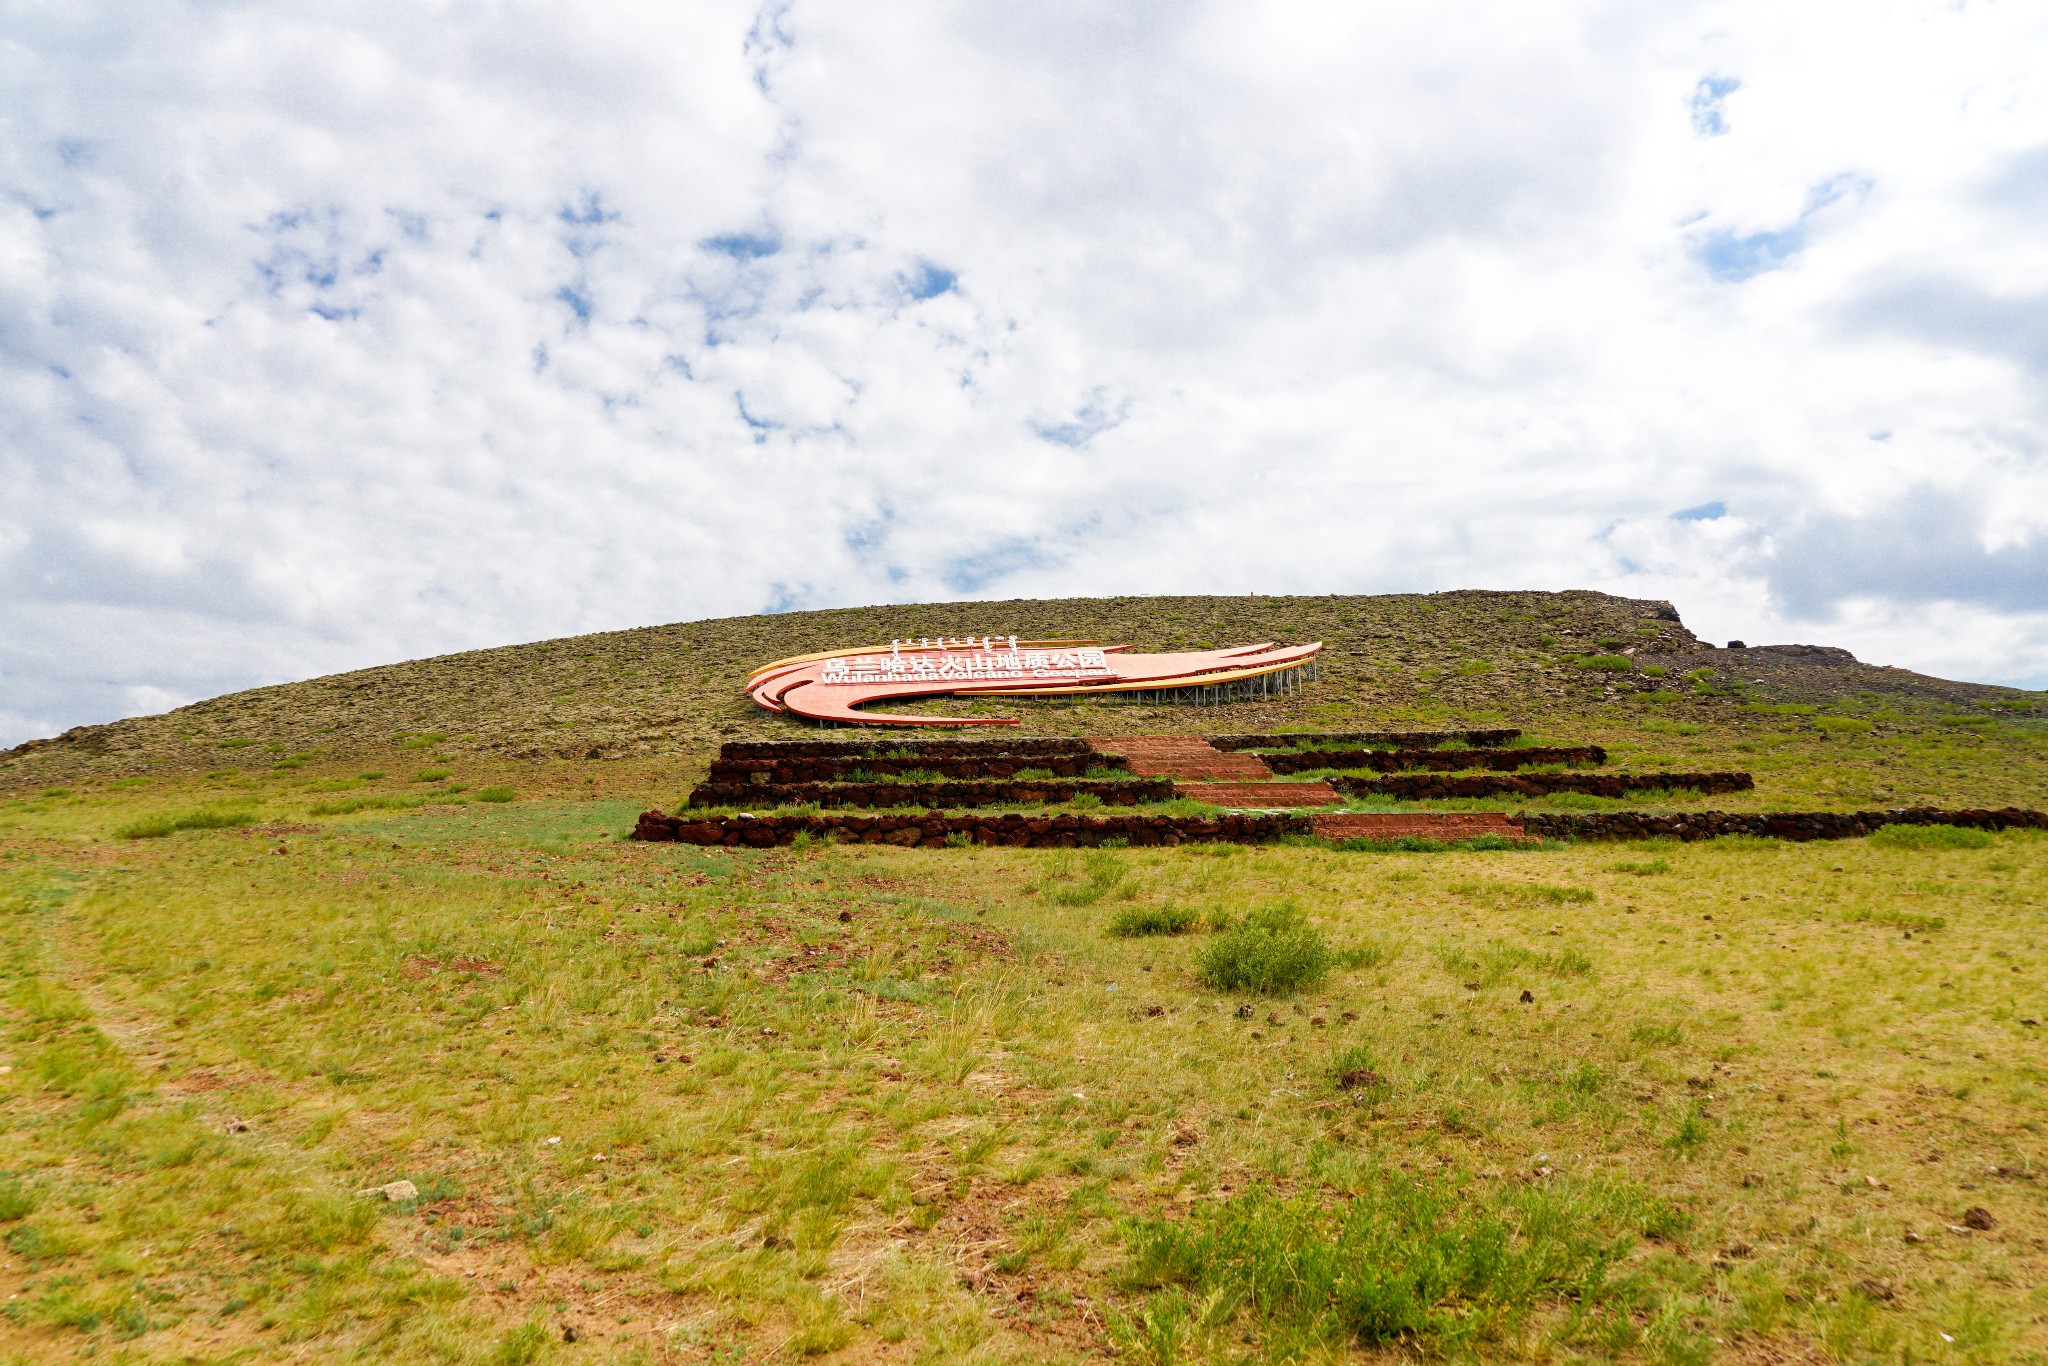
[1454,659,1495,675]
[475,786,515,803]
[114,807,258,840]
[1639,664,1668,677]
[413,768,453,783]
[1574,654,1632,671]
[1814,716,1874,734]
[1870,823,1994,851]
[1193,906,1334,995]
[1107,905,1199,937]
[0,1179,38,1222]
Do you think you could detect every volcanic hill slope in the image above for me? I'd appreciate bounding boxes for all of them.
[3,590,2039,789]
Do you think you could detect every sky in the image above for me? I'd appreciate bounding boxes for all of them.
[4,0,2048,746]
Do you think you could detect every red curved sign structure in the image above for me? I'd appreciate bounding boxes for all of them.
[746,637,1323,726]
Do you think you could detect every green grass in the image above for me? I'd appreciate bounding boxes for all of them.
[1116,1176,1678,1357]
[2,790,2047,1360]
[111,805,258,839]
[1106,904,1200,937]
[1192,904,1335,994]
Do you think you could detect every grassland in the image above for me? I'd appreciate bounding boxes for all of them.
[2,592,2046,1362]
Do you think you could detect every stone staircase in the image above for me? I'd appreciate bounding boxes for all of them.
[1100,735,1273,780]
[1094,735,1340,807]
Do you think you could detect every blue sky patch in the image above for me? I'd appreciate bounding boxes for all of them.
[903,261,957,300]
[942,538,1043,594]
[1690,76,1740,136]
[1673,501,1727,521]
[702,231,781,261]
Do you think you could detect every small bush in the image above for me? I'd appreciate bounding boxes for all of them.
[1574,654,1632,671]
[413,768,453,783]
[0,1179,38,1221]
[1107,905,1199,937]
[1870,823,1994,851]
[1814,716,1874,734]
[1454,659,1495,675]
[1193,906,1334,995]
[1638,664,1669,677]
[114,807,258,840]
[475,786,515,803]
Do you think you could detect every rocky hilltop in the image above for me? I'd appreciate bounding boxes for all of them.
[2,590,2035,786]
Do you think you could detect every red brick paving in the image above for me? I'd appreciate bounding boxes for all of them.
[1309,812,1534,842]
[1175,781,1343,807]
[1098,735,1273,780]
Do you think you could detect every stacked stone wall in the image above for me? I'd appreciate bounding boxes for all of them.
[687,778,1175,809]
[1518,806,2048,842]
[709,753,1124,783]
[1209,729,1520,752]
[1334,771,1753,800]
[1264,745,1605,775]
[718,738,1093,761]
[633,809,1309,848]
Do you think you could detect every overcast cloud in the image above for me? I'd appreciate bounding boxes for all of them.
[4,0,2048,744]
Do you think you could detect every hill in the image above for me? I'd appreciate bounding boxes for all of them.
[4,594,2048,1361]
[2,589,2038,788]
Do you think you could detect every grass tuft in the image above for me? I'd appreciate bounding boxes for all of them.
[1193,905,1334,995]
[113,806,257,840]
[1107,905,1199,937]
[1117,1177,1662,1355]
[1870,823,1995,851]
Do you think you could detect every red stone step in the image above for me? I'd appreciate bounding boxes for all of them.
[1309,812,1535,843]
[1092,735,1272,780]
[1175,781,1342,807]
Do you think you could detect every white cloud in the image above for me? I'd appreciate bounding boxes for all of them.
[5,0,2048,745]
